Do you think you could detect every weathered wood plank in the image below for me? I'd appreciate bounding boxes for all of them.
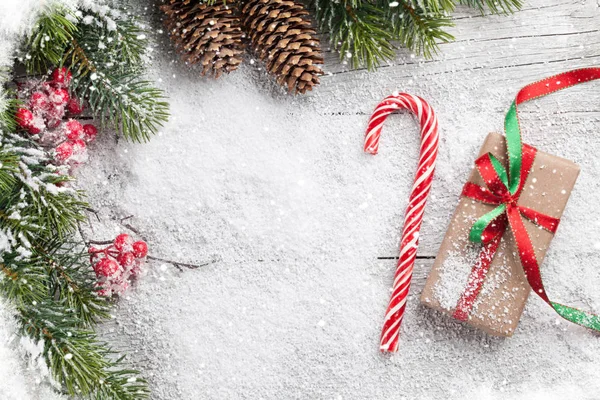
[320,0,600,77]
[302,0,600,260]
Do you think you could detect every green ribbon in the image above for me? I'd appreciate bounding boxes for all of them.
[463,68,600,334]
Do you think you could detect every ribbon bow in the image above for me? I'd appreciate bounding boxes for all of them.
[453,68,600,332]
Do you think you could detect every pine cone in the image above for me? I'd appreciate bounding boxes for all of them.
[241,0,324,94]
[161,0,244,78]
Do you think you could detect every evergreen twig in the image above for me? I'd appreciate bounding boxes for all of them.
[0,131,148,398]
[23,5,77,73]
[312,0,522,69]
[1,4,156,397]
[459,0,523,13]
[25,5,170,142]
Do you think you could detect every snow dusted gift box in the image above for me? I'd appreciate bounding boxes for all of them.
[420,132,579,336]
[420,68,600,337]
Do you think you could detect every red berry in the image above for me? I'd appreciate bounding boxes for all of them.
[93,258,120,277]
[55,141,74,163]
[117,252,135,267]
[51,67,72,87]
[15,108,33,129]
[65,119,83,140]
[66,98,84,114]
[46,118,62,130]
[114,234,132,251]
[132,241,148,258]
[27,123,42,135]
[45,103,65,123]
[71,139,86,155]
[30,92,49,111]
[82,124,98,142]
[50,88,70,105]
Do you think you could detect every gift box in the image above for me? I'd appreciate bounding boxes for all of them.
[420,132,580,336]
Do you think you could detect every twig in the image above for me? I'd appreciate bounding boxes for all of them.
[87,239,114,246]
[147,255,217,270]
[118,215,148,241]
[77,221,88,244]
[85,207,101,222]
[83,213,213,271]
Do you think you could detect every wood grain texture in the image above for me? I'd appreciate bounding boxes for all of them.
[84,2,600,398]
[309,0,600,259]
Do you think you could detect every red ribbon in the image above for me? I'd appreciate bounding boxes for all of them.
[451,68,600,333]
[452,144,560,321]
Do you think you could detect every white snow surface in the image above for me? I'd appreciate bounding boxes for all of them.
[2,0,600,398]
[0,301,64,400]
[75,1,600,398]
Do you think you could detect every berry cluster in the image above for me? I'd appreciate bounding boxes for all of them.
[15,68,98,168]
[89,234,148,296]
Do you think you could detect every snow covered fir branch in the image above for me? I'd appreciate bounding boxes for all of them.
[22,2,169,142]
[161,0,522,94]
[313,0,523,70]
[0,1,170,398]
[0,90,149,399]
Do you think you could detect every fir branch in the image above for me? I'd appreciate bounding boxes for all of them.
[18,303,149,399]
[1,4,159,398]
[0,97,22,133]
[385,1,454,59]
[70,69,170,143]
[1,243,148,399]
[39,241,111,326]
[404,0,455,14]
[79,14,148,71]
[63,10,169,142]
[0,147,19,192]
[24,6,77,73]
[315,0,396,71]
[0,261,47,305]
[0,68,20,132]
[459,0,523,13]
[25,6,170,142]
[1,135,87,244]
[312,0,521,69]
[314,0,453,69]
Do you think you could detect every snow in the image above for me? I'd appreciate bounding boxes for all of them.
[74,2,600,397]
[433,250,474,310]
[0,302,64,400]
[1,0,600,399]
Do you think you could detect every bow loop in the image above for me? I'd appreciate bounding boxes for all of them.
[469,204,507,244]
[475,152,512,199]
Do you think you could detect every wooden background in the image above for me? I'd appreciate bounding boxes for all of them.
[88,0,600,398]
[315,0,600,283]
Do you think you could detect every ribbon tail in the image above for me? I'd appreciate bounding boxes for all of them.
[507,205,600,333]
[453,234,503,321]
[551,302,600,332]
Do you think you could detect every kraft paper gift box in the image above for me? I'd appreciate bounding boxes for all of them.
[420,132,580,336]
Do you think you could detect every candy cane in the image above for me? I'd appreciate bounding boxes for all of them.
[365,93,439,352]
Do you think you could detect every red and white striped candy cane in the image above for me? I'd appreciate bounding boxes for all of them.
[365,93,439,352]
